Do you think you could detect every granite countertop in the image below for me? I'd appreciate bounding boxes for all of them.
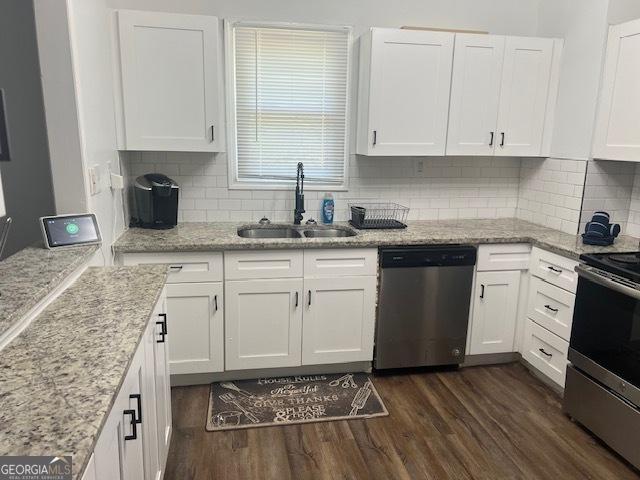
[0,265,167,480]
[113,218,640,260]
[0,245,98,339]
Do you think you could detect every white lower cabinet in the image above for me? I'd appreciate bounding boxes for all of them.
[469,270,521,355]
[302,276,376,365]
[89,294,171,480]
[223,249,378,371]
[522,247,576,387]
[225,278,303,370]
[166,282,224,374]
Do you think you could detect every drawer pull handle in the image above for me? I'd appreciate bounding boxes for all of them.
[214,295,218,312]
[489,131,494,146]
[124,409,137,440]
[308,290,312,307]
[544,304,559,313]
[169,265,183,272]
[480,284,485,299]
[295,291,299,308]
[539,348,553,358]
[500,132,505,147]
[130,394,142,424]
[547,266,562,274]
[156,313,168,343]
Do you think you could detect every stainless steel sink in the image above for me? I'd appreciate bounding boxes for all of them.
[237,224,357,239]
[237,227,302,239]
[303,228,356,238]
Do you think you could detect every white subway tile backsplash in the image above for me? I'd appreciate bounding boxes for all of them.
[516,157,586,235]
[124,152,523,224]
[579,159,636,234]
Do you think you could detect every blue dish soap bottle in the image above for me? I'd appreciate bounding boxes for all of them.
[321,193,334,224]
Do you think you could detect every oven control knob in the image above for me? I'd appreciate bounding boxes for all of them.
[452,348,462,358]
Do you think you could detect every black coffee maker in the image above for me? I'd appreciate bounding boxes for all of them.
[132,173,179,229]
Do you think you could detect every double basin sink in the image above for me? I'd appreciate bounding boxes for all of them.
[238,224,357,239]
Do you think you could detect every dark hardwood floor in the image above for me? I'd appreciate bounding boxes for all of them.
[165,363,640,480]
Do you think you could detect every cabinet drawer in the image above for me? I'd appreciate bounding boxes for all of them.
[522,319,569,387]
[477,244,531,271]
[120,252,223,283]
[304,248,378,277]
[527,276,575,341]
[224,250,303,280]
[530,247,578,293]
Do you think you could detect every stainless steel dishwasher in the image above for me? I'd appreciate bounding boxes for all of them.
[375,245,477,369]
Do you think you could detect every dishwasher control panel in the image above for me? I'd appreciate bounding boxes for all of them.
[380,245,477,268]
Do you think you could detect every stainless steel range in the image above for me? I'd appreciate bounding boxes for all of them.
[564,252,640,470]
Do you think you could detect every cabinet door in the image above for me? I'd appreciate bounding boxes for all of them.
[469,270,520,355]
[593,19,640,161]
[165,282,224,374]
[117,10,223,151]
[81,455,97,480]
[495,37,554,157]
[153,298,172,470]
[302,276,376,365]
[225,279,303,370]
[366,28,453,156]
[122,354,145,480]
[446,34,504,156]
[141,322,160,480]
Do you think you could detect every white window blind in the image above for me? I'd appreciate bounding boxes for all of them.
[230,23,350,186]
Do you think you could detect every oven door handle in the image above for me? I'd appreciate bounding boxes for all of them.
[575,264,640,300]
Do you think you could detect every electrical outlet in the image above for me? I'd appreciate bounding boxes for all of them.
[415,159,424,175]
[88,165,101,196]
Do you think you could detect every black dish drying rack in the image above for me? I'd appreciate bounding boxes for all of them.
[349,202,409,229]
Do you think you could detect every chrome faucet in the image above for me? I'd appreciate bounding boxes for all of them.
[293,162,305,225]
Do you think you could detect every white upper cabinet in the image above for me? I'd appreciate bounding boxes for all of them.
[447,34,505,156]
[447,34,557,157]
[357,28,454,156]
[593,18,640,161]
[495,36,555,157]
[114,10,224,152]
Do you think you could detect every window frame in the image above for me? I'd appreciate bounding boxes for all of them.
[224,20,353,191]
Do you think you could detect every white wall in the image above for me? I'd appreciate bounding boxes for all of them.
[66,0,125,263]
[608,0,640,24]
[107,0,541,36]
[35,0,125,263]
[34,0,88,214]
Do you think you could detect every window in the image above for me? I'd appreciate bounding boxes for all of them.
[226,22,351,189]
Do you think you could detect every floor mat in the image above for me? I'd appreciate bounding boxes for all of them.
[206,372,388,431]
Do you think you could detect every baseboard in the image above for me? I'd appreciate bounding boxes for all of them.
[461,352,520,367]
[170,361,373,386]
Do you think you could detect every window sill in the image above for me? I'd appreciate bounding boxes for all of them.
[228,181,348,192]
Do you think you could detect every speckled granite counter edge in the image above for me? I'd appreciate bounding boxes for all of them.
[0,245,98,339]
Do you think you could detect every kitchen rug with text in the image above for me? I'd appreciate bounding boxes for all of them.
[206,373,388,431]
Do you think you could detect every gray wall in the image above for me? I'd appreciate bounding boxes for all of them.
[0,0,55,258]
